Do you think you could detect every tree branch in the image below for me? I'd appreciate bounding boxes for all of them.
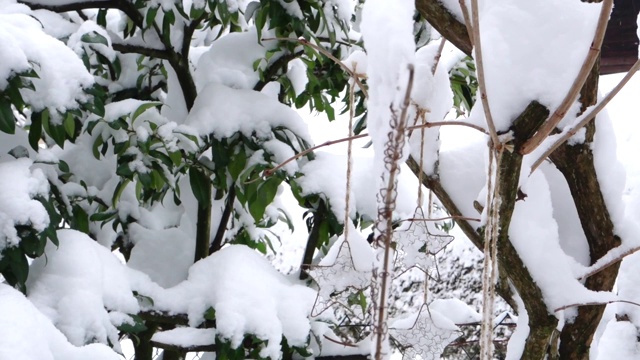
[20,0,143,27]
[111,42,171,60]
[209,186,235,254]
[415,0,472,56]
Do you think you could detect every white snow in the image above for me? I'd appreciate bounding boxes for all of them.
[127,223,195,288]
[286,58,308,96]
[0,158,50,250]
[194,27,276,91]
[27,230,140,352]
[185,83,311,143]
[478,0,602,131]
[595,320,640,359]
[129,245,317,360]
[0,6,93,110]
[297,152,417,223]
[429,298,481,324]
[0,283,120,360]
[360,0,415,177]
[152,327,216,347]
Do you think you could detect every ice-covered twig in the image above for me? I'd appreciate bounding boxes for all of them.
[529,58,640,173]
[520,0,614,155]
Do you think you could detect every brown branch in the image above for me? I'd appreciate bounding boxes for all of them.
[112,42,170,60]
[519,0,614,155]
[210,186,236,254]
[20,0,143,27]
[530,58,640,173]
[579,245,640,281]
[469,0,500,147]
[415,0,472,55]
[554,299,640,313]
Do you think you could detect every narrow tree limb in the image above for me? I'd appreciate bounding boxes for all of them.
[194,176,213,262]
[112,43,171,60]
[415,0,473,56]
[210,186,236,254]
[20,0,144,27]
[469,0,500,146]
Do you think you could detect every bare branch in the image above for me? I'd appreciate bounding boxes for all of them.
[111,42,171,60]
[20,0,143,27]
[469,0,500,147]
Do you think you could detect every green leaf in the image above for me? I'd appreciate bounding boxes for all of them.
[203,307,216,320]
[132,102,161,122]
[28,111,43,150]
[90,210,118,222]
[72,205,90,233]
[228,148,247,180]
[112,179,130,206]
[58,160,70,173]
[63,112,75,137]
[0,97,16,134]
[8,145,29,159]
[80,31,109,46]
[117,314,148,334]
[146,6,159,28]
[189,167,211,204]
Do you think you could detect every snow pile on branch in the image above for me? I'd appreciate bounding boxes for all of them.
[194,27,276,90]
[0,283,120,360]
[477,0,601,130]
[360,0,415,171]
[130,245,316,360]
[0,3,93,110]
[186,83,311,144]
[27,230,140,352]
[0,158,49,251]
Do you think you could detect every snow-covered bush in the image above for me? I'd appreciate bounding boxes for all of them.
[0,0,639,359]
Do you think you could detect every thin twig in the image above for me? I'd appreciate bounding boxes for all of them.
[578,244,640,281]
[520,0,614,155]
[530,58,640,173]
[470,0,500,148]
[262,37,368,98]
[554,299,640,313]
[404,216,481,222]
[264,121,487,177]
[458,0,474,47]
[431,37,447,74]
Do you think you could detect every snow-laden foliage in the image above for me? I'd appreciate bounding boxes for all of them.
[1,0,639,359]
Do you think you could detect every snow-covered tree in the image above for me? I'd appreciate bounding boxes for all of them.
[1,0,639,359]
